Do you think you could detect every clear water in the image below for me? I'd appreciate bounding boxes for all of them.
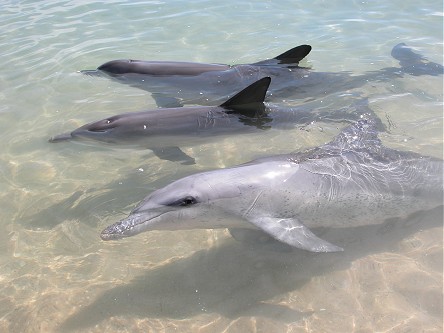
[1,1,443,332]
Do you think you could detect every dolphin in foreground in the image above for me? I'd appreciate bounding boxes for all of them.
[100,114,443,252]
[81,43,443,107]
[49,77,272,164]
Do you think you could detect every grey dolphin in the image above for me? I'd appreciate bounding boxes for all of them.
[82,44,311,76]
[49,77,379,164]
[100,114,443,252]
[82,44,311,107]
[49,77,272,164]
[81,43,443,107]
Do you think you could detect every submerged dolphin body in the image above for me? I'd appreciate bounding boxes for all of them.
[81,43,443,107]
[49,77,272,164]
[81,45,311,107]
[50,77,376,163]
[100,115,443,252]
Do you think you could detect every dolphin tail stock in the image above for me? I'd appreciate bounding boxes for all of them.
[252,44,312,66]
[49,132,73,143]
[220,77,271,117]
[391,43,443,76]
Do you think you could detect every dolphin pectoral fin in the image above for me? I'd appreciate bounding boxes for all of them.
[247,216,344,253]
[151,93,184,108]
[151,146,195,165]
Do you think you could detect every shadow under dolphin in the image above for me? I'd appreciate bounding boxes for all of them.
[58,206,442,332]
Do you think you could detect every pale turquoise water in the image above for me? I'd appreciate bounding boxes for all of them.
[0,1,442,332]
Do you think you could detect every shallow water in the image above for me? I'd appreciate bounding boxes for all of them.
[0,1,443,332]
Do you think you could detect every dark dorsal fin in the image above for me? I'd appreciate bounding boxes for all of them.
[252,45,312,66]
[274,44,312,64]
[220,77,271,110]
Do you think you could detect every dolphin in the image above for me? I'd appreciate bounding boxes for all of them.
[49,77,272,164]
[81,43,443,107]
[49,77,377,164]
[81,44,312,107]
[100,114,443,252]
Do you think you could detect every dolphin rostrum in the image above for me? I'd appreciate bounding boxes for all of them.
[81,43,443,107]
[49,77,272,164]
[100,114,443,252]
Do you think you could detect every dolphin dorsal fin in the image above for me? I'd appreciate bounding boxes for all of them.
[274,44,312,64]
[220,77,271,110]
[323,113,382,155]
[252,45,312,66]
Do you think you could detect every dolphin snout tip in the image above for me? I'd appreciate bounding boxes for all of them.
[100,232,112,241]
[100,227,117,241]
[79,69,102,77]
[48,133,73,143]
[100,224,126,241]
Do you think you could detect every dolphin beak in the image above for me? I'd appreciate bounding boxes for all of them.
[48,132,73,143]
[100,224,127,240]
[100,211,162,241]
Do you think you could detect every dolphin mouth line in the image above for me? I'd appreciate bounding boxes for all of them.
[100,211,164,241]
[87,129,108,133]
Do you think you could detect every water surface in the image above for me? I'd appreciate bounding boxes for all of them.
[0,1,442,332]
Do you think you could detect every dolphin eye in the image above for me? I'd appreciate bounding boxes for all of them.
[168,196,198,207]
[181,196,197,206]
[87,117,119,132]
